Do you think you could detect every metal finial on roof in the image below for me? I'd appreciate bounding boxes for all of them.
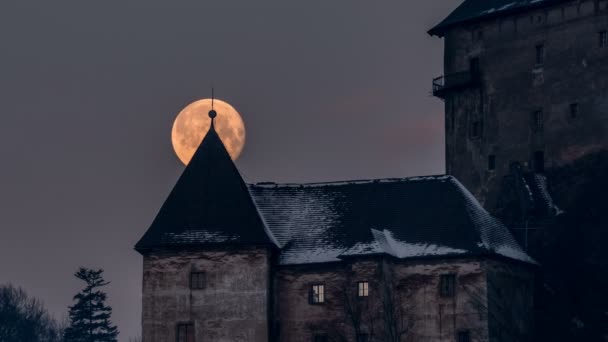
[209,87,217,120]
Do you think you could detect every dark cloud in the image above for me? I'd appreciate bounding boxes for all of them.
[0,1,459,340]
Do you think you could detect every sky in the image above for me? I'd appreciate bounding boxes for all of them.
[0,1,459,340]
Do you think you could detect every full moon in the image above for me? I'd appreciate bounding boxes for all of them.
[171,99,246,165]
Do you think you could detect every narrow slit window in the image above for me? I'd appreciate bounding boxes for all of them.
[535,44,545,65]
[599,31,607,48]
[471,121,481,138]
[310,284,325,304]
[457,330,471,342]
[356,333,369,342]
[488,155,496,171]
[313,334,328,342]
[570,103,579,118]
[439,274,456,297]
[534,151,545,173]
[190,272,206,290]
[357,281,369,297]
[176,323,195,342]
[532,110,544,132]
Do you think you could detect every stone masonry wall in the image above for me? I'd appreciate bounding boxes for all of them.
[276,257,495,342]
[141,248,270,342]
[441,0,608,212]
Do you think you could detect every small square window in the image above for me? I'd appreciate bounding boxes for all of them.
[190,272,206,290]
[176,323,195,342]
[488,155,496,171]
[439,274,456,298]
[532,110,543,132]
[535,44,545,65]
[310,284,325,304]
[357,281,369,297]
[570,103,579,118]
[356,333,369,342]
[313,334,328,342]
[599,31,607,48]
[457,330,471,342]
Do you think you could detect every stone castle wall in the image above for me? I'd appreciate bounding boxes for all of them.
[441,0,608,211]
[141,248,271,342]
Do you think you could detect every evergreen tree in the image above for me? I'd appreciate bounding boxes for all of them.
[64,268,118,342]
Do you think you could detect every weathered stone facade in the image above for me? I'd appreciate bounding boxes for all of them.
[142,248,271,342]
[433,0,608,212]
[141,253,534,342]
[275,257,533,342]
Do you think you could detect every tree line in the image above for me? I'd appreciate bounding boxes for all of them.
[0,267,121,342]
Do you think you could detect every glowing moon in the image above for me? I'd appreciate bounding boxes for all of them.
[171,99,246,165]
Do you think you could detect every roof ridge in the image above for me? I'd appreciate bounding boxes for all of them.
[250,174,453,188]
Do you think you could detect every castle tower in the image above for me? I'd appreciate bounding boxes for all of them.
[135,110,278,342]
[429,0,608,218]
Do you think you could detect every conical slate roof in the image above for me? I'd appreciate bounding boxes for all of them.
[135,116,278,252]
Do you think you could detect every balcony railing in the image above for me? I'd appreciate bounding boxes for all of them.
[432,70,480,98]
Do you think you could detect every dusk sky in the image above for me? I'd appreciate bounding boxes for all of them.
[0,1,460,340]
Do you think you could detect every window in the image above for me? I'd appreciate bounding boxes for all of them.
[176,323,194,342]
[190,272,206,290]
[357,281,369,297]
[457,330,471,342]
[470,121,481,138]
[310,284,325,304]
[488,155,496,171]
[532,110,543,132]
[469,57,480,77]
[570,103,579,118]
[313,334,328,342]
[439,274,456,297]
[357,333,369,342]
[535,44,545,65]
[599,31,607,48]
[534,151,545,173]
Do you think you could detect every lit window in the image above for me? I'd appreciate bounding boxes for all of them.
[357,281,369,297]
[532,110,543,132]
[310,284,325,304]
[190,272,206,290]
[313,334,328,342]
[439,274,456,297]
[570,103,579,118]
[458,330,471,342]
[535,44,545,65]
[176,323,194,342]
[488,155,496,171]
[599,31,607,48]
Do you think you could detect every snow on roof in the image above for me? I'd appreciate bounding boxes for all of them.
[249,175,535,265]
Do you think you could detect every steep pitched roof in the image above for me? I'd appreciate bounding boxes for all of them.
[428,0,569,37]
[249,176,534,265]
[135,119,278,252]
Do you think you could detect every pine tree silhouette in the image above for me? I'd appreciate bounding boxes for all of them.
[64,268,119,342]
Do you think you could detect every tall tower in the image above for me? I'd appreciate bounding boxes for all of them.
[429,0,608,217]
[135,110,278,342]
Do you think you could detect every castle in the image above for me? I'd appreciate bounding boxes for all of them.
[129,0,608,340]
[135,115,534,342]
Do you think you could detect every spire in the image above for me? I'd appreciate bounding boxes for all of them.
[135,107,277,252]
